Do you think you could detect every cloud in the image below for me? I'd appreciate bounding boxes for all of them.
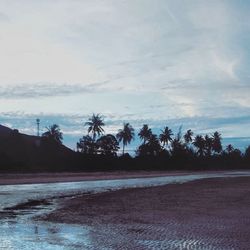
[0,12,9,22]
[0,82,107,99]
[0,0,249,146]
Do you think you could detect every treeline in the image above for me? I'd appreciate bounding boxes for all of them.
[0,114,249,172]
[42,114,250,171]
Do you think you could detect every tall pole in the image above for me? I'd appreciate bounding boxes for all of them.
[36,118,40,137]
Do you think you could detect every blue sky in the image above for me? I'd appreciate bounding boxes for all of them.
[0,0,249,152]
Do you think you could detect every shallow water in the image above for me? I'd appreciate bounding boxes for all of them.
[0,171,250,249]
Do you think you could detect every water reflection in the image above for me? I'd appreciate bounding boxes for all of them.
[0,217,92,250]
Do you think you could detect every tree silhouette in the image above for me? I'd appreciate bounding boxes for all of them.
[138,124,152,144]
[204,134,213,156]
[97,134,119,156]
[226,144,234,154]
[77,135,96,154]
[159,126,173,149]
[148,134,162,156]
[245,146,250,161]
[116,123,135,155]
[169,126,188,157]
[137,134,162,156]
[42,124,63,144]
[223,144,242,159]
[212,131,222,154]
[85,114,105,141]
[184,129,193,144]
[232,148,242,158]
[170,138,187,158]
[193,135,206,157]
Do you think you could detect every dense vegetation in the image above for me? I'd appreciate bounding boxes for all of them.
[74,114,250,171]
[0,114,249,172]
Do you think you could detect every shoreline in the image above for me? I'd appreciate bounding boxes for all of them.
[39,176,250,249]
[0,170,247,185]
[0,171,187,185]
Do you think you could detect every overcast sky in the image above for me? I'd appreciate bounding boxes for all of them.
[0,0,249,150]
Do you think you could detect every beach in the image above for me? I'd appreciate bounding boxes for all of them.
[0,171,193,185]
[37,176,250,249]
[1,172,250,249]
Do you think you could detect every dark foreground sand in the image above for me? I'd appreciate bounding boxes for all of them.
[41,177,250,249]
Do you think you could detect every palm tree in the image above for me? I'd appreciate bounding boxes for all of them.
[138,124,152,144]
[212,131,222,154]
[85,114,105,141]
[116,123,135,155]
[193,135,206,157]
[184,129,193,144]
[137,133,162,156]
[146,134,162,156]
[170,138,187,157]
[42,124,63,144]
[204,134,213,156]
[159,126,173,148]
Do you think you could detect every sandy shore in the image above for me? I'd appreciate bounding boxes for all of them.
[0,171,196,185]
[41,176,250,249]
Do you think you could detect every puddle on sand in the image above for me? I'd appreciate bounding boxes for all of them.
[0,201,93,250]
[1,220,92,250]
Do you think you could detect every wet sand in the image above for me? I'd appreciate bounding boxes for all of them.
[41,177,250,249]
[0,171,194,185]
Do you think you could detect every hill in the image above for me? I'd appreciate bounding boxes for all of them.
[0,125,76,171]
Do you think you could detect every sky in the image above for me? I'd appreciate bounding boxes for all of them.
[0,0,250,152]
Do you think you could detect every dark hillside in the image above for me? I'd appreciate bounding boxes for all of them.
[0,125,75,171]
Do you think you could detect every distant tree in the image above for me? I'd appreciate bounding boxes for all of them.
[170,138,187,157]
[159,126,173,148]
[193,135,206,157]
[226,144,234,154]
[85,114,105,141]
[42,124,63,144]
[204,134,213,156]
[116,123,135,155]
[147,134,162,156]
[169,126,189,157]
[97,134,119,156]
[231,148,242,158]
[184,129,193,144]
[137,134,162,156]
[245,146,250,160]
[223,145,242,160]
[77,135,96,154]
[138,124,152,144]
[212,131,222,154]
